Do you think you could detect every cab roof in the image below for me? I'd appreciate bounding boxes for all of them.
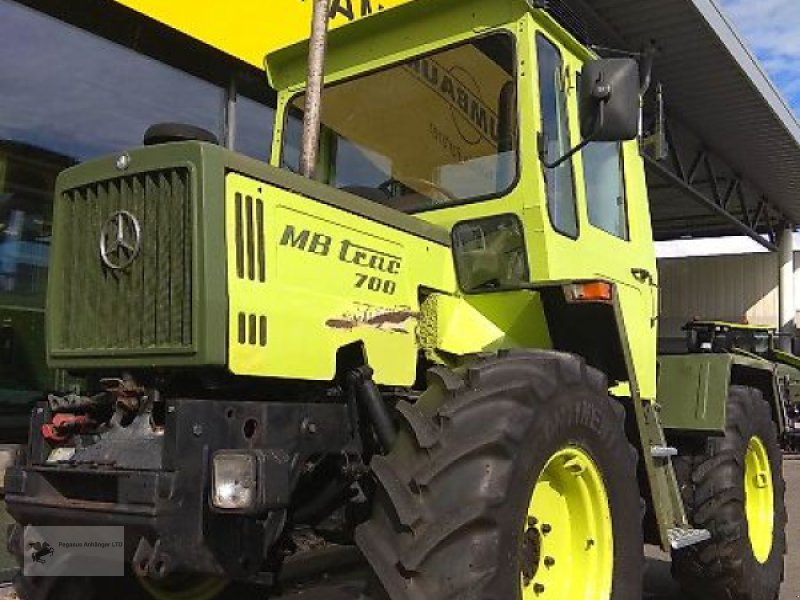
[265,0,527,91]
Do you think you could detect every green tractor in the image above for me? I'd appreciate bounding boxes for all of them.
[4,1,787,599]
[675,320,800,453]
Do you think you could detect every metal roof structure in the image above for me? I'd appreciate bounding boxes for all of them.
[560,0,800,249]
[23,0,800,250]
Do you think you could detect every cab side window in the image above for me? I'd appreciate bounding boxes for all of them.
[576,70,628,240]
[537,35,578,238]
[583,141,628,239]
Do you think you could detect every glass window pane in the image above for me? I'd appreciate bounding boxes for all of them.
[0,0,224,162]
[583,141,628,239]
[280,107,304,174]
[0,142,72,307]
[235,95,274,161]
[334,138,392,190]
[453,214,529,292]
[283,34,517,212]
[537,35,577,238]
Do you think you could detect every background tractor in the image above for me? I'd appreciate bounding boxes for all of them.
[3,0,787,599]
[676,320,800,453]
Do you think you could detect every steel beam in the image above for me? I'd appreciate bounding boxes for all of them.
[643,155,778,251]
[643,109,790,249]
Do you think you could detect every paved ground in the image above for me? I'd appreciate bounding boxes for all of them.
[1,459,798,599]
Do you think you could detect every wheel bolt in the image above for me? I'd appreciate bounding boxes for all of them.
[534,583,545,594]
[541,524,552,535]
[544,556,555,568]
[527,516,538,528]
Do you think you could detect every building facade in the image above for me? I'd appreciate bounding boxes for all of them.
[658,251,800,348]
[0,0,275,401]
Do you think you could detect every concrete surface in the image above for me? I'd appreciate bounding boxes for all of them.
[783,458,799,600]
[1,459,798,599]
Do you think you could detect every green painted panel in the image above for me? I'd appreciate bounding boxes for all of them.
[658,354,732,433]
[47,141,451,372]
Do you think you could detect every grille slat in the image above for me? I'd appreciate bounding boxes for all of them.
[156,171,171,346]
[182,172,192,346]
[246,195,255,281]
[55,168,193,353]
[233,193,266,283]
[169,170,182,346]
[235,193,245,279]
[256,199,266,283]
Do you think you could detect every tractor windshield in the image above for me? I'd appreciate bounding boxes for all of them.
[281,33,517,212]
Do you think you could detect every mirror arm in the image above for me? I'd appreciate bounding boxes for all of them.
[539,134,595,169]
[539,102,605,170]
[639,44,656,94]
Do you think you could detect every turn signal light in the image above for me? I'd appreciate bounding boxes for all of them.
[563,281,613,304]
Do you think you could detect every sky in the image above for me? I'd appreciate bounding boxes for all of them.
[718,0,800,116]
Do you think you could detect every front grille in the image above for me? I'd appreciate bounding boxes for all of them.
[54,168,193,352]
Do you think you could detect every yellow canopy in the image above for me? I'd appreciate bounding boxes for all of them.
[113,0,414,68]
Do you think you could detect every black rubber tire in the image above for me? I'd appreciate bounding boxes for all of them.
[672,385,787,600]
[355,349,643,600]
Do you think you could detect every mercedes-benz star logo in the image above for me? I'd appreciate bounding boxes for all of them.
[99,210,142,270]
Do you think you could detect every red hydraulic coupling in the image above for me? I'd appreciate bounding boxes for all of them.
[41,413,95,443]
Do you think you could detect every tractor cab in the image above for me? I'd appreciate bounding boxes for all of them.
[266,0,659,397]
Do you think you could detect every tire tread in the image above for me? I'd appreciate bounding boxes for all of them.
[356,350,641,600]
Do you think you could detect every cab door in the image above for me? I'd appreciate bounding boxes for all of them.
[533,29,658,400]
[567,62,659,400]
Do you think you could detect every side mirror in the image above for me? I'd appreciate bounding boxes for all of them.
[540,57,640,170]
[580,58,640,141]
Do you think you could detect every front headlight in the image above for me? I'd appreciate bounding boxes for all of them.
[211,452,258,510]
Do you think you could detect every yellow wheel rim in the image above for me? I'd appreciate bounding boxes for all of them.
[521,446,613,600]
[744,436,774,564]
[137,574,228,600]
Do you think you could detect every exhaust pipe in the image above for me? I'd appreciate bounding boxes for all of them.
[299,0,330,179]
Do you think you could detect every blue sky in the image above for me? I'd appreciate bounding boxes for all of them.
[719,0,800,117]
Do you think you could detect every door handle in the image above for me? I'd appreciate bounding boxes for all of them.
[631,267,653,284]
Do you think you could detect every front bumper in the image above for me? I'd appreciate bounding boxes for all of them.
[5,397,353,579]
